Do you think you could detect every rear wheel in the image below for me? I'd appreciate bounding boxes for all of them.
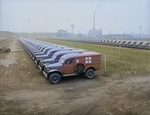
[85,69,95,79]
[49,73,61,84]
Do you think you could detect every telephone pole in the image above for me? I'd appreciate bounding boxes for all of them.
[140,26,142,41]
[100,29,102,39]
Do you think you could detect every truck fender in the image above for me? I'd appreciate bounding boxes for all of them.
[85,67,96,72]
[48,69,63,75]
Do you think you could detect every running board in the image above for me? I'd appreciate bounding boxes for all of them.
[63,73,77,77]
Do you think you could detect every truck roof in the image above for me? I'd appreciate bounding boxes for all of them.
[53,49,86,56]
[59,51,101,62]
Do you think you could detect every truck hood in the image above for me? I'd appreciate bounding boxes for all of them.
[39,58,56,66]
[44,63,62,73]
[45,63,62,68]
[42,58,54,62]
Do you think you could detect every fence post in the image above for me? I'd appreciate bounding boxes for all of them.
[104,54,107,76]
[119,43,121,52]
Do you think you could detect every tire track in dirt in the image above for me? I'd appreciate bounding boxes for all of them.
[0,66,6,76]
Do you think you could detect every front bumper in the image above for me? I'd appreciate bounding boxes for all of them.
[43,71,48,78]
[35,60,37,64]
[38,65,42,70]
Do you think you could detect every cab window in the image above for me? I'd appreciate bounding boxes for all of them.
[65,59,73,65]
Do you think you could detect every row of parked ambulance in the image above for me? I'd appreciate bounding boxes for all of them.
[63,38,150,49]
[19,37,101,84]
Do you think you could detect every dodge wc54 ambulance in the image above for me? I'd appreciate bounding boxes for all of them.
[43,51,101,84]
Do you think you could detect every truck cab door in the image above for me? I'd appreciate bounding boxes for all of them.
[63,59,74,74]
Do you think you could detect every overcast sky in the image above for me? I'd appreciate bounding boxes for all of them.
[0,0,150,34]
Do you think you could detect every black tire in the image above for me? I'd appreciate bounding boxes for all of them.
[85,69,95,79]
[7,49,10,52]
[77,64,85,73]
[49,73,61,84]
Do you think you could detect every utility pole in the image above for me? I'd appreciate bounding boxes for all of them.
[140,26,142,41]
[93,12,95,29]
[100,29,102,39]
[71,24,74,34]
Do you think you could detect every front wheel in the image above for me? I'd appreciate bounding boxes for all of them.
[85,69,95,79]
[49,73,61,84]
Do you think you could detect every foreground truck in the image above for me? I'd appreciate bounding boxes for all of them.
[43,51,101,84]
[34,47,71,64]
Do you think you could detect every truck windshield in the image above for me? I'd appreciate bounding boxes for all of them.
[55,55,61,61]
[47,50,52,54]
[52,54,57,59]
[50,52,55,57]
[59,57,65,64]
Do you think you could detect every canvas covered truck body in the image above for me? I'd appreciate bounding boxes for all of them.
[129,41,137,48]
[32,45,58,58]
[30,45,52,57]
[121,40,130,47]
[93,39,99,44]
[111,40,117,46]
[38,49,86,70]
[140,42,150,49]
[108,40,114,45]
[97,39,103,45]
[34,47,71,64]
[43,51,101,84]
[104,40,110,45]
[138,42,146,48]
[33,46,54,55]
[145,43,150,49]
[120,40,126,47]
[101,40,107,45]
[21,41,40,55]
[22,42,50,57]
[126,41,135,47]
[125,41,132,47]
[131,41,142,48]
[114,40,122,46]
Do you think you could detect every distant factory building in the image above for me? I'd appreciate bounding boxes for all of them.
[88,12,101,38]
[88,28,100,38]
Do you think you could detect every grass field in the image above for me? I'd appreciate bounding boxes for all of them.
[38,38,150,79]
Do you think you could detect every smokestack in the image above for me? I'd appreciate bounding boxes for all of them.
[93,12,95,29]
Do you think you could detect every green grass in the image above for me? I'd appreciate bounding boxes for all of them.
[38,38,150,78]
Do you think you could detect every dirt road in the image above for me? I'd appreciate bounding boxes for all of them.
[0,38,150,115]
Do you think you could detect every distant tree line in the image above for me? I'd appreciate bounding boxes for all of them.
[55,30,68,37]
[0,31,16,38]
